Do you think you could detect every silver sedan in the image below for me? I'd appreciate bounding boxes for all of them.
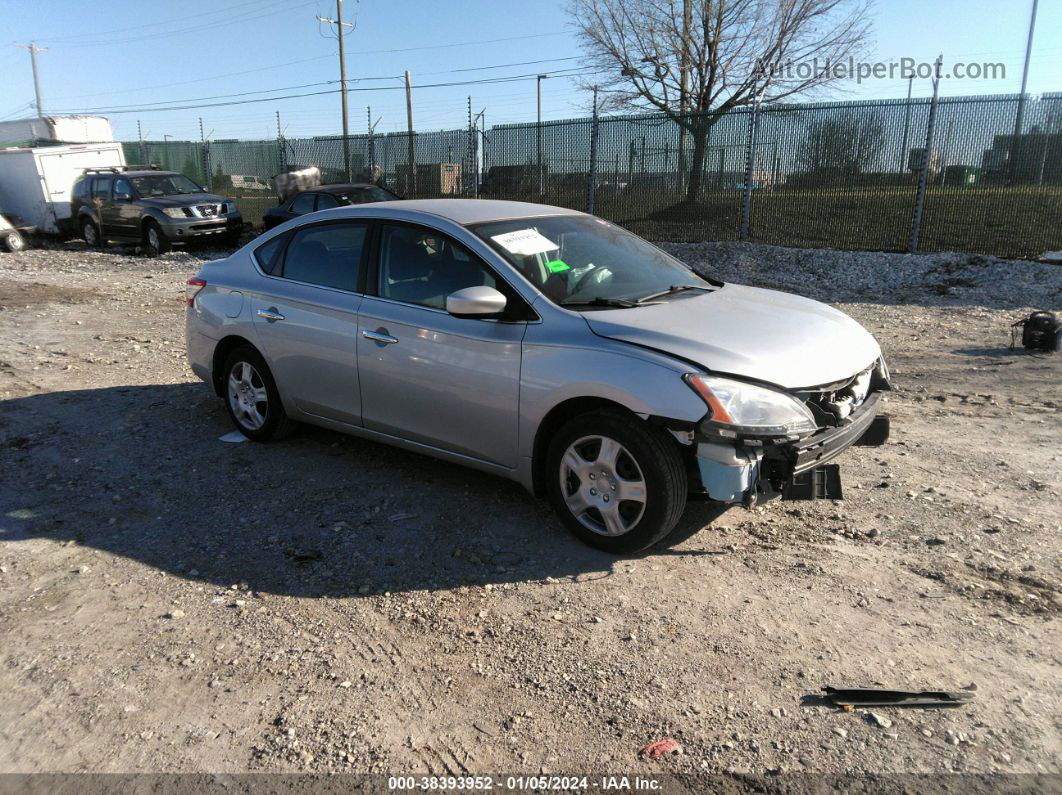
[186,200,890,553]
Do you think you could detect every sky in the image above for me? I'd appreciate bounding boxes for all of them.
[0,0,1059,143]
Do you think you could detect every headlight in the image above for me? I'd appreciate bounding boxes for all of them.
[684,373,818,437]
[162,207,189,219]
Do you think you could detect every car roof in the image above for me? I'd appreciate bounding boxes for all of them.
[315,183,385,194]
[348,199,584,225]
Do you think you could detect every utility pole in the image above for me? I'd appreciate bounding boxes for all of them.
[678,0,691,189]
[1009,0,1039,184]
[899,75,913,173]
[472,107,486,200]
[586,86,600,214]
[15,42,47,117]
[317,1,355,180]
[537,74,549,196]
[404,71,416,197]
[909,54,944,254]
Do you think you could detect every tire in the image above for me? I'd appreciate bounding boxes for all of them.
[221,345,296,442]
[143,220,170,256]
[545,409,688,554]
[2,229,26,252]
[81,218,100,248]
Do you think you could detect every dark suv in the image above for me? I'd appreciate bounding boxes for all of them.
[71,167,243,255]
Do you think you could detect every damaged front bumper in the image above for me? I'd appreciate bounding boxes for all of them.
[692,391,890,506]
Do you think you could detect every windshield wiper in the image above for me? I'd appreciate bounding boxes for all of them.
[636,284,710,303]
[560,296,639,309]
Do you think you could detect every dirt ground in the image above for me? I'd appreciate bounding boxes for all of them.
[0,240,1058,784]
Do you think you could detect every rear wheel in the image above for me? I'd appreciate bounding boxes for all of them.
[2,229,26,252]
[546,410,688,554]
[221,345,296,442]
[143,220,169,256]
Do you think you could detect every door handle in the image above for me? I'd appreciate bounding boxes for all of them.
[256,307,285,322]
[362,328,398,345]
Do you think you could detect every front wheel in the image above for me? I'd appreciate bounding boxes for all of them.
[143,221,170,256]
[546,410,688,554]
[221,346,296,442]
[2,229,26,252]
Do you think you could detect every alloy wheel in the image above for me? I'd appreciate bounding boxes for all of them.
[227,361,269,431]
[559,434,647,536]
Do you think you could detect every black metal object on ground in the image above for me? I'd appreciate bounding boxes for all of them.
[822,687,975,708]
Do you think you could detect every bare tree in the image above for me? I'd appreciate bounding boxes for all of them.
[569,0,873,202]
[796,111,885,175]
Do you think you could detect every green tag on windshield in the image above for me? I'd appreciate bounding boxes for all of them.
[546,259,571,273]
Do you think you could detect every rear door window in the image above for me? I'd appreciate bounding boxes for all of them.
[254,232,289,275]
[315,193,339,210]
[91,177,112,201]
[280,222,367,292]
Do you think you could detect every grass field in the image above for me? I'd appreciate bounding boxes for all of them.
[227,184,1061,259]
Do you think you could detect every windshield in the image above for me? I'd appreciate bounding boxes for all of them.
[471,215,711,307]
[128,174,204,197]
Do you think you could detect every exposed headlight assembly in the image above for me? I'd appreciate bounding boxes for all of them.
[684,373,818,438]
[162,207,190,219]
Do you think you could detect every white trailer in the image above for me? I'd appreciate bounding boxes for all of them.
[0,141,126,239]
[0,115,115,147]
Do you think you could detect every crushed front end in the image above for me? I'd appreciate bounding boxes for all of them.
[683,359,892,506]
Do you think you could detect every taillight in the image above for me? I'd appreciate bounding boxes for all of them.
[186,277,206,307]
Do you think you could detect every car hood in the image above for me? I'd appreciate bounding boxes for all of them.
[141,193,228,208]
[583,283,881,390]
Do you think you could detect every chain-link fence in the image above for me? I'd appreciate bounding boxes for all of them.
[122,91,1062,258]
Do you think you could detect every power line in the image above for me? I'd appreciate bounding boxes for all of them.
[347,32,566,55]
[421,56,581,76]
[55,77,397,112]
[39,0,309,48]
[53,66,605,116]
[47,54,583,105]
[35,0,270,42]
[48,54,339,101]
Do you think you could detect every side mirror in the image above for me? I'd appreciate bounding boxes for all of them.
[446,286,507,318]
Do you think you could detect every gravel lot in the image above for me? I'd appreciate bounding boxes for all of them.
[0,239,1059,783]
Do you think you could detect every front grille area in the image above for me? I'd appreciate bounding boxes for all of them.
[798,359,889,427]
[195,204,220,218]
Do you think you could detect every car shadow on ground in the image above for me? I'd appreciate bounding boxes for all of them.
[0,383,728,598]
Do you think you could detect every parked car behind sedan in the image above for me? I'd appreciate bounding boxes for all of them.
[186,200,890,553]
[261,183,399,230]
[71,168,242,255]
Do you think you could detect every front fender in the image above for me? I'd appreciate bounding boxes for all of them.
[518,339,708,461]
